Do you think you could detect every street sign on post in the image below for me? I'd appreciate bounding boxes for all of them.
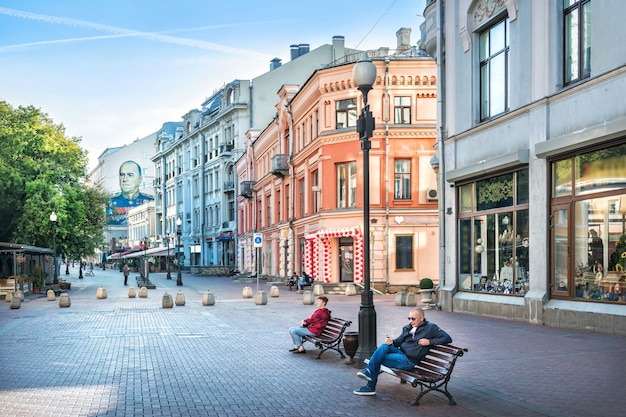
[253,233,263,248]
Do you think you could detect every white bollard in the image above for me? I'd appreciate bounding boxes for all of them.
[128,286,136,298]
[254,290,267,305]
[96,287,107,299]
[139,287,148,298]
[59,293,71,307]
[302,290,315,305]
[47,289,56,301]
[202,290,215,306]
[162,292,173,308]
[313,284,324,296]
[242,286,253,298]
[269,285,280,297]
[175,291,185,306]
[345,283,357,296]
[405,291,417,306]
[9,295,21,309]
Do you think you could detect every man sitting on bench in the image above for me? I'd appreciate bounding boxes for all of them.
[353,307,452,396]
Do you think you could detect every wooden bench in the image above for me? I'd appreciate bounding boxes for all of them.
[365,343,468,406]
[0,278,16,299]
[302,317,352,359]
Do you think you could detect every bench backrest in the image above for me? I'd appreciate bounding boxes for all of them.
[2,278,16,287]
[414,344,467,382]
[317,317,352,342]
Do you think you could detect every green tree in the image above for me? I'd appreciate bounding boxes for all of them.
[0,101,108,257]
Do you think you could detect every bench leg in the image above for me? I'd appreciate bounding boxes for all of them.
[411,384,456,406]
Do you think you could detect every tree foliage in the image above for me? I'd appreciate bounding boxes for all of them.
[0,101,108,257]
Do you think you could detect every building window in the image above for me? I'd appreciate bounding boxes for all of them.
[394,97,411,124]
[312,170,320,213]
[299,178,305,217]
[563,0,591,85]
[336,99,357,129]
[550,143,626,303]
[394,159,411,200]
[337,162,357,208]
[458,169,529,296]
[479,17,509,121]
[396,235,413,270]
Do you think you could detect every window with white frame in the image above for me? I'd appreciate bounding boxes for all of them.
[479,17,509,121]
[394,159,411,200]
[337,162,357,208]
[336,99,357,129]
[394,97,411,124]
[563,0,591,85]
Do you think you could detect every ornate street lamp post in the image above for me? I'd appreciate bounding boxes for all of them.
[50,211,58,284]
[165,234,171,279]
[353,52,377,365]
[176,217,183,286]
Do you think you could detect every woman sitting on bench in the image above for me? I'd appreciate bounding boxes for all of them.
[288,295,330,354]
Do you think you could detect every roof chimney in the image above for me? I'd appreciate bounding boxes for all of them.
[332,35,345,61]
[396,27,411,52]
[270,57,282,70]
[290,44,300,60]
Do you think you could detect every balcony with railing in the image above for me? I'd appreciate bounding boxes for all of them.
[271,154,289,177]
[240,181,254,198]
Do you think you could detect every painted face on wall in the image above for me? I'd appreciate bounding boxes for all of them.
[119,161,142,199]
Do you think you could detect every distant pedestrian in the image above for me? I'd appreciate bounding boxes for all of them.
[123,263,129,286]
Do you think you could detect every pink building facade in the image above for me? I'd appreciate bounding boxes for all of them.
[237,50,438,290]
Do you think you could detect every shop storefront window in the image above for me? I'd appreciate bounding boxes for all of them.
[551,142,626,303]
[458,169,529,295]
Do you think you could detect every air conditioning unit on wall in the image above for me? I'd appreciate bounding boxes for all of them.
[426,187,438,201]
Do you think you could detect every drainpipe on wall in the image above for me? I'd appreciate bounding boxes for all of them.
[383,57,391,287]
[286,101,296,275]
[200,132,206,266]
[435,0,448,304]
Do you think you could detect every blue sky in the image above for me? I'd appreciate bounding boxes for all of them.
[0,0,425,170]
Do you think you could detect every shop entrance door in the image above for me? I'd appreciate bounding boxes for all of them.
[339,237,354,282]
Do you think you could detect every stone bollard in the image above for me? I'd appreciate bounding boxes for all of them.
[302,290,315,305]
[405,291,417,306]
[5,290,11,303]
[202,290,215,306]
[242,286,253,298]
[345,283,357,296]
[14,290,24,302]
[128,286,136,298]
[59,293,71,307]
[138,287,148,298]
[394,291,406,306]
[175,291,185,306]
[162,292,173,308]
[96,287,107,299]
[313,284,324,296]
[47,289,56,301]
[9,294,21,309]
[254,290,267,305]
[269,285,280,297]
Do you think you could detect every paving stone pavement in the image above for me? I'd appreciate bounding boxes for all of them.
[1,265,625,417]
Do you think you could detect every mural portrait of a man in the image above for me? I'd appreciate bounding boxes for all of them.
[107,160,153,225]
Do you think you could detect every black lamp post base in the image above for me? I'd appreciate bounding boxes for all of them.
[353,291,377,367]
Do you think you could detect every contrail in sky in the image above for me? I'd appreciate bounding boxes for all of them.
[0,7,273,58]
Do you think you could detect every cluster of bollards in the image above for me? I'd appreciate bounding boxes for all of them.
[240,283,335,306]
[10,286,218,310]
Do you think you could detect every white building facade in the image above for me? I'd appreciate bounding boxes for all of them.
[423,0,626,334]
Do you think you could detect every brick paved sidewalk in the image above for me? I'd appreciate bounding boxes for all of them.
[0,266,624,416]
